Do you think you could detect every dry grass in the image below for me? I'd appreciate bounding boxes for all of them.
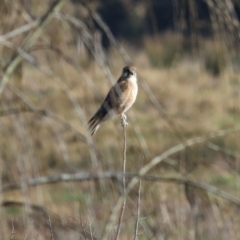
[1,49,240,239]
[1,1,240,239]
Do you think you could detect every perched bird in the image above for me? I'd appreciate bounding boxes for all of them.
[88,65,138,135]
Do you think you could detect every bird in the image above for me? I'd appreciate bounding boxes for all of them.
[88,65,138,135]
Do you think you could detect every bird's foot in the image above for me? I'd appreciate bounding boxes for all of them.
[121,114,128,127]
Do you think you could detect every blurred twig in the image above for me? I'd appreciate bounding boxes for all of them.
[29,44,101,100]
[2,172,240,206]
[10,219,15,240]
[206,0,240,51]
[0,40,99,168]
[115,124,127,239]
[0,0,67,96]
[0,21,38,42]
[87,7,132,64]
[134,178,141,240]
[207,142,240,159]
[48,215,55,240]
[55,12,115,85]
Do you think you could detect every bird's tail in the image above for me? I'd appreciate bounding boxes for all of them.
[88,107,107,135]
[88,115,101,135]
[88,102,113,135]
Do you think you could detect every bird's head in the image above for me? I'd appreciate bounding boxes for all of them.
[122,65,137,78]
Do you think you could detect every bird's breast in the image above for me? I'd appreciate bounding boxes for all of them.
[119,79,138,114]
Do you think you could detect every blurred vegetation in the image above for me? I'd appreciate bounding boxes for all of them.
[144,33,183,68]
[203,42,227,77]
[0,0,240,239]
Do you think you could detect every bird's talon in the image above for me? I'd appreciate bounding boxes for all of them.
[121,114,128,127]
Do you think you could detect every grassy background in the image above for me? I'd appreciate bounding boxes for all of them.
[1,1,240,239]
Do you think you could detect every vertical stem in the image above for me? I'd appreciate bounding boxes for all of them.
[115,123,127,239]
[134,179,141,240]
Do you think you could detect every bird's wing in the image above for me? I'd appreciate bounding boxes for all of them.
[117,78,128,92]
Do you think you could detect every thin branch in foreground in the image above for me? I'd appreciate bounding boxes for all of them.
[48,215,55,240]
[10,219,15,240]
[88,7,132,64]
[0,172,240,206]
[0,0,67,96]
[2,171,240,206]
[134,179,141,240]
[29,44,102,101]
[0,20,38,42]
[56,12,115,85]
[0,39,99,169]
[115,123,127,240]
[207,142,240,159]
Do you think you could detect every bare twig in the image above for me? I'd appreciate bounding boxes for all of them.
[0,0,67,95]
[0,39,99,168]
[79,216,88,240]
[87,8,132,64]
[10,219,15,240]
[2,171,240,206]
[48,215,54,240]
[134,179,141,240]
[29,44,101,100]
[207,142,240,159]
[56,12,115,85]
[0,21,38,42]
[115,124,127,239]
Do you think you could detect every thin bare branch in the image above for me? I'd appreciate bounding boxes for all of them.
[0,21,38,42]
[48,215,55,240]
[207,142,240,159]
[10,219,15,240]
[56,12,115,85]
[115,124,127,239]
[2,171,240,206]
[0,0,67,95]
[0,39,99,168]
[134,179,141,240]
[87,7,132,64]
[29,44,101,100]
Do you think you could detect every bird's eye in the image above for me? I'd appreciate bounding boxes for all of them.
[123,69,128,77]
[123,68,134,77]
